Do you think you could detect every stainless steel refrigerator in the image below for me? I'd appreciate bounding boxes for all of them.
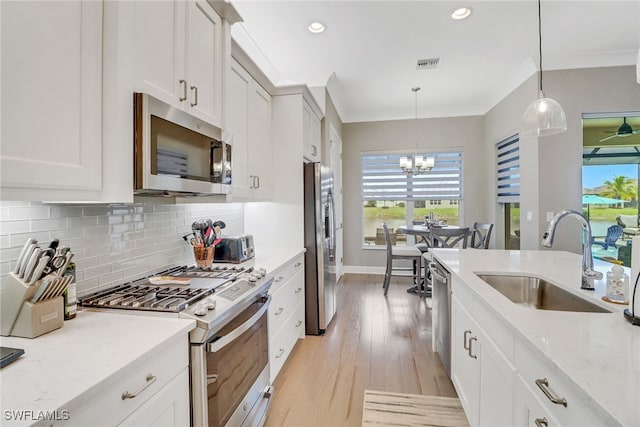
[303,162,337,335]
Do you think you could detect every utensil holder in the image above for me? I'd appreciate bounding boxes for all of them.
[193,246,214,268]
[0,273,63,338]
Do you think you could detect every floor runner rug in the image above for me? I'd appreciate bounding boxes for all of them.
[362,390,469,427]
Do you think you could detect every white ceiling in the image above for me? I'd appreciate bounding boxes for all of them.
[230,0,640,123]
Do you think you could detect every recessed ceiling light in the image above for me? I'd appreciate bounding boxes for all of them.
[308,22,325,33]
[451,7,472,20]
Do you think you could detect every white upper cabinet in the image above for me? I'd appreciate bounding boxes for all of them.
[303,99,321,162]
[134,0,222,127]
[0,0,103,200]
[226,58,272,201]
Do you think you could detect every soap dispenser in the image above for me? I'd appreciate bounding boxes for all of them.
[606,264,629,303]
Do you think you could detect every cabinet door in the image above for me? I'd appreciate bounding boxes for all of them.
[227,59,251,195]
[451,296,479,426]
[133,0,185,107]
[513,375,560,427]
[185,0,222,126]
[302,100,320,161]
[477,328,516,426]
[1,0,103,194]
[248,82,272,199]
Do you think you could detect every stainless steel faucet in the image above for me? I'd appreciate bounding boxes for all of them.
[542,210,603,290]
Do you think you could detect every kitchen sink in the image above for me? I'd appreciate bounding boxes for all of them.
[476,274,611,313]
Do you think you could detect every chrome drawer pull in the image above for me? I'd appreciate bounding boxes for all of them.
[295,320,303,327]
[121,373,156,400]
[535,378,568,407]
[275,307,285,316]
[535,418,548,427]
[468,336,477,359]
[190,85,198,107]
[463,330,472,350]
[295,287,302,294]
[274,276,285,283]
[275,348,285,358]
[294,262,302,268]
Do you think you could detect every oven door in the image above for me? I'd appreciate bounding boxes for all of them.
[196,295,271,427]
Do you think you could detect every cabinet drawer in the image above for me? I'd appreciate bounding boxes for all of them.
[269,268,305,340]
[514,338,606,426]
[59,333,189,426]
[269,301,305,382]
[269,254,304,294]
[514,374,561,427]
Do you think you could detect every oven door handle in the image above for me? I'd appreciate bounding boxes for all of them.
[206,295,271,353]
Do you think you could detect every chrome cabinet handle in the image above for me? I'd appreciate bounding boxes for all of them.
[295,287,302,294]
[535,418,548,427]
[295,320,302,327]
[275,307,284,316]
[294,262,302,268]
[468,336,477,359]
[206,374,218,386]
[311,145,317,156]
[121,373,156,400]
[535,378,568,407]
[275,348,285,359]
[179,79,187,101]
[190,85,198,107]
[463,330,472,350]
[255,175,260,189]
[274,275,285,283]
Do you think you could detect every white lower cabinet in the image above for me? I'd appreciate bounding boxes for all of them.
[451,295,515,427]
[54,334,190,426]
[268,254,305,382]
[451,277,609,427]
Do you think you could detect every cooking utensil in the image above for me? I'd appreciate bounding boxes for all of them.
[18,243,38,278]
[27,255,50,286]
[22,248,42,283]
[14,238,36,274]
[55,252,74,279]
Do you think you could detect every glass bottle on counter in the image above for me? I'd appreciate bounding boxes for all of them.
[63,251,77,320]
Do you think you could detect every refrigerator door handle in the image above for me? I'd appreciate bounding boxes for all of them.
[327,190,336,260]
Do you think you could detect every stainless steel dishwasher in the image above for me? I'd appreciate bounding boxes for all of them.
[430,259,452,377]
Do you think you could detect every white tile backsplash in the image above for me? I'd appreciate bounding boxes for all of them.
[0,201,244,296]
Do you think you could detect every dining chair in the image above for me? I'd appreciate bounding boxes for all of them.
[470,222,494,249]
[382,222,423,296]
[411,220,431,253]
[422,227,470,296]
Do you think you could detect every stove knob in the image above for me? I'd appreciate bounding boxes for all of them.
[258,268,266,277]
[203,297,216,310]
[193,302,208,316]
[248,274,259,283]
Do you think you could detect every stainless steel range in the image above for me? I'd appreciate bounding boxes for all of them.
[79,263,274,427]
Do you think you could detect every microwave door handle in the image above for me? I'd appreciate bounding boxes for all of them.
[206,295,271,353]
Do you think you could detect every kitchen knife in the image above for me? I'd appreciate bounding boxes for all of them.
[13,238,36,274]
[22,248,42,283]
[18,243,37,278]
[27,255,50,286]
[31,279,52,303]
[40,277,62,301]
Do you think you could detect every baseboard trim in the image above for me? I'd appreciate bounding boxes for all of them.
[343,265,385,275]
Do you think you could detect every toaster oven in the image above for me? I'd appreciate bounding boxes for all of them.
[214,234,255,263]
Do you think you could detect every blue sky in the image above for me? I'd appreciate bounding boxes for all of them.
[582,164,638,189]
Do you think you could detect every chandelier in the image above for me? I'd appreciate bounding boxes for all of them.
[400,87,435,175]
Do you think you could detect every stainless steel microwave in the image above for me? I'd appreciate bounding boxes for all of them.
[133,93,231,196]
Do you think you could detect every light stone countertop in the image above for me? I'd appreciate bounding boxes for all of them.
[0,311,195,426]
[432,249,640,427]
[252,246,305,274]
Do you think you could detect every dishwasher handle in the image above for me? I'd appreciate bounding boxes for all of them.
[429,262,449,283]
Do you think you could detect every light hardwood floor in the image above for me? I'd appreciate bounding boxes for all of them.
[264,273,457,427]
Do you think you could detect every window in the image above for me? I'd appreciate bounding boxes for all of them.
[496,134,520,249]
[361,150,463,246]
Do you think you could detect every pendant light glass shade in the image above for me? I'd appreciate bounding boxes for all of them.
[520,0,567,137]
[399,87,435,175]
[521,90,567,137]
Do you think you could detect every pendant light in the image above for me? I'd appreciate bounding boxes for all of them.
[400,87,435,175]
[520,0,567,137]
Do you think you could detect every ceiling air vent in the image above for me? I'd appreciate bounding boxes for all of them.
[416,57,440,70]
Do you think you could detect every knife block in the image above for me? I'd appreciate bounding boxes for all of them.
[1,273,63,338]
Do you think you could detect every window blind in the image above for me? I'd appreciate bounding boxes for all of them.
[496,134,520,203]
[361,151,463,201]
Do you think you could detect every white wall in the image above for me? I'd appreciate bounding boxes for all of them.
[342,115,485,269]
[0,201,244,296]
